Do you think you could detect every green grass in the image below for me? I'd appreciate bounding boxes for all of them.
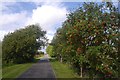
[2,53,43,78]
[2,53,42,79]
[2,63,33,78]
[50,59,80,78]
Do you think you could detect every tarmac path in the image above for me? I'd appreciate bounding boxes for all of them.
[17,54,56,80]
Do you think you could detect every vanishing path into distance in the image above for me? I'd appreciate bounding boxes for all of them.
[17,54,56,79]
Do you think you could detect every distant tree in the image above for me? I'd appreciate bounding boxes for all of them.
[0,41,2,61]
[46,45,54,57]
[39,51,44,55]
[2,24,47,64]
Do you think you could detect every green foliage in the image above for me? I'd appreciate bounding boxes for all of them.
[51,2,119,78]
[46,45,54,57]
[39,51,44,54]
[2,24,47,64]
[0,41,1,51]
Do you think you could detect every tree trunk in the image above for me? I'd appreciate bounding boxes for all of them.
[80,66,83,77]
[60,57,63,63]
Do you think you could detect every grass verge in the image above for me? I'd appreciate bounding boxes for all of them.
[2,57,41,79]
[2,54,43,78]
[50,58,80,78]
[2,63,33,78]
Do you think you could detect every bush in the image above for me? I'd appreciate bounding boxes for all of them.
[2,24,47,64]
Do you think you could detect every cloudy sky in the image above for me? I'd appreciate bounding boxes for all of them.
[0,0,119,43]
[0,0,82,42]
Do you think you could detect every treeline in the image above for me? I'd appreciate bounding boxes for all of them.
[0,41,1,78]
[47,2,119,78]
[2,24,47,64]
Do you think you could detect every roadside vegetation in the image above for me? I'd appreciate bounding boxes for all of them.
[47,2,119,78]
[2,63,33,78]
[0,41,2,79]
[2,24,47,65]
[50,59,80,78]
[2,54,43,78]
[2,24,47,78]
[34,51,44,59]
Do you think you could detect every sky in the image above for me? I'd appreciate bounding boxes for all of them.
[0,0,119,52]
[0,1,83,43]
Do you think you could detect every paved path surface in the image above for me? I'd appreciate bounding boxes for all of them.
[17,54,56,79]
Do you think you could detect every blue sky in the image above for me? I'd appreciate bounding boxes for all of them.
[2,2,36,14]
[2,2,81,14]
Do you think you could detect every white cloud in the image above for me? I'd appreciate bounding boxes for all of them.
[0,11,29,31]
[0,31,8,41]
[26,2,68,42]
[0,11,30,41]
[46,34,54,42]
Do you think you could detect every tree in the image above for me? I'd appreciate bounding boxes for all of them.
[52,2,119,78]
[2,24,47,64]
